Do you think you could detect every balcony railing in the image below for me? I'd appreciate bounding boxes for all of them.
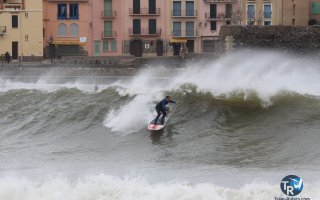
[203,0,237,2]
[102,31,117,38]
[264,11,272,19]
[171,30,197,37]
[171,10,198,17]
[101,10,117,18]
[205,13,231,20]
[57,13,79,20]
[3,2,23,10]
[129,28,161,36]
[129,8,160,15]
[0,26,7,34]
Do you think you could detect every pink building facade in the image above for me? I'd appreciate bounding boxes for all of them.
[91,0,123,56]
[122,0,167,57]
[43,0,92,57]
[43,0,239,57]
[199,0,240,53]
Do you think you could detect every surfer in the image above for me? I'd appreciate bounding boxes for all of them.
[154,96,176,125]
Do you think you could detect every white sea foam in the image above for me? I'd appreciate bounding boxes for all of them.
[104,50,320,133]
[0,175,318,200]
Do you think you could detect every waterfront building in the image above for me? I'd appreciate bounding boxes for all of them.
[122,0,167,57]
[0,0,43,61]
[43,0,91,57]
[199,0,240,53]
[241,0,308,26]
[92,0,123,56]
[167,0,200,55]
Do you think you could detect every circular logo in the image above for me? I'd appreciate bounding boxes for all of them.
[280,175,304,196]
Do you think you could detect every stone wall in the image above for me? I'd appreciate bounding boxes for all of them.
[219,25,320,53]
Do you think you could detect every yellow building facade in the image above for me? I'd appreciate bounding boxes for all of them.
[0,0,43,62]
[241,0,308,26]
[167,0,201,55]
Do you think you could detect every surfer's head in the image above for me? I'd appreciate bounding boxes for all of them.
[166,96,171,101]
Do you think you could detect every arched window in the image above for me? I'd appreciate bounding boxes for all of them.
[58,23,67,36]
[69,23,79,37]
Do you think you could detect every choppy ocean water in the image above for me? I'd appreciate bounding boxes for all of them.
[0,51,320,200]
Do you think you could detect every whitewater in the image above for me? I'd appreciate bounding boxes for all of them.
[0,50,320,200]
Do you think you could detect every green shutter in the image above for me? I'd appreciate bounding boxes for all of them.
[313,2,319,14]
[104,21,112,37]
[111,40,117,51]
[94,41,100,56]
[104,0,112,16]
[103,40,109,51]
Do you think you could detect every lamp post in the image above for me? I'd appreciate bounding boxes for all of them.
[49,35,54,63]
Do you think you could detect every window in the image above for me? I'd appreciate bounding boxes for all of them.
[103,40,109,51]
[210,21,217,31]
[111,40,117,51]
[12,15,18,28]
[58,23,67,36]
[69,23,79,37]
[173,21,181,36]
[210,4,217,19]
[264,21,271,26]
[226,4,232,18]
[264,4,272,18]
[69,4,79,20]
[133,0,140,14]
[104,21,112,37]
[58,3,67,20]
[149,0,156,14]
[186,21,194,36]
[313,2,319,14]
[149,19,156,34]
[186,1,194,16]
[247,4,255,20]
[173,1,181,16]
[104,0,112,16]
[133,19,141,34]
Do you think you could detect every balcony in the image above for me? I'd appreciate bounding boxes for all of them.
[0,26,6,34]
[2,0,24,10]
[101,10,117,18]
[203,0,237,2]
[171,30,197,37]
[57,13,79,20]
[172,10,198,17]
[129,8,160,16]
[129,28,161,36]
[101,31,117,38]
[205,13,232,20]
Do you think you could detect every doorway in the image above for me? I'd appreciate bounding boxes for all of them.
[12,42,18,60]
[130,40,143,57]
[156,40,163,56]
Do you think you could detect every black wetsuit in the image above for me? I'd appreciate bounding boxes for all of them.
[154,99,176,125]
